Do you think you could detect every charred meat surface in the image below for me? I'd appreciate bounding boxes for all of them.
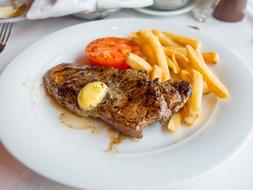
[44,63,191,138]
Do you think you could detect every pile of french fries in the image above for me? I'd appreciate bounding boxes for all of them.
[126,29,229,132]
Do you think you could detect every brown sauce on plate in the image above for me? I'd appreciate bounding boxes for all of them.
[59,112,104,135]
[45,89,126,152]
[105,128,126,153]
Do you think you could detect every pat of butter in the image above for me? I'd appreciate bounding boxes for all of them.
[78,82,109,110]
[0,6,14,18]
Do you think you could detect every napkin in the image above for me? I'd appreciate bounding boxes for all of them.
[26,0,153,19]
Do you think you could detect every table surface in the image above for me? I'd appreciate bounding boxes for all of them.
[1,9,253,190]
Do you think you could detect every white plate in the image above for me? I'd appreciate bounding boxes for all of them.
[1,19,253,190]
[135,3,192,16]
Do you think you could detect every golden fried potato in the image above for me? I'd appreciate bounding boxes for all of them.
[166,47,187,55]
[128,33,156,65]
[127,53,152,72]
[203,81,211,94]
[163,47,189,67]
[128,32,137,40]
[168,112,181,132]
[171,53,181,73]
[167,55,180,74]
[181,69,211,95]
[186,45,229,99]
[202,51,219,64]
[183,69,203,126]
[163,31,202,49]
[151,65,163,82]
[137,29,170,81]
[152,29,183,48]
[181,69,192,82]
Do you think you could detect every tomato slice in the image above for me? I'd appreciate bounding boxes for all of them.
[85,37,141,69]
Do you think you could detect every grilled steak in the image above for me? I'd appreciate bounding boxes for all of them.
[44,63,191,138]
[160,80,192,125]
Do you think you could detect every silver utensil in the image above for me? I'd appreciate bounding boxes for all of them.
[0,22,13,54]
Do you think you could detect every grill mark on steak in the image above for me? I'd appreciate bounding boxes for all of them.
[44,63,191,138]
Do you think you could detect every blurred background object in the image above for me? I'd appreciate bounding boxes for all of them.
[192,0,220,22]
[135,3,193,17]
[74,9,120,20]
[0,0,32,19]
[0,0,251,22]
[135,0,193,17]
[0,4,14,19]
[74,0,153,20]
[152,0,190,10]
[213,0,247,22]
[26,0,153,20]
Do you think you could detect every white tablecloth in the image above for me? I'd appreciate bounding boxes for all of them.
[1,9,253,190]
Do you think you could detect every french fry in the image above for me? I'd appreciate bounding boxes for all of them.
[163,47,189,67]
[128,33,156,65]
[166,47,187,55]
[181,69,192,82]
[166,56,177,74]
[137,29,170,81]
[181,69,211,95]
[203,81,211,94]
[202,51,219,64]
[128,32,137,40]
[151,65,163,82]
[167,55,180,74]
[171,53,181,73]
[127,53,152,72]
[183,69,203,126]
[182,65,193,73]
[163,47,189,61]
[186,45,229,99]
[152,29,183,48]
[163,31,202,49]
[168,112,181,132]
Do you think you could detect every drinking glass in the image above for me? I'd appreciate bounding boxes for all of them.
[193,0,220,22]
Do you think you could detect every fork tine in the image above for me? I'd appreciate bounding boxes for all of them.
[1,22,12,44]
[1,23,7,42]
[0,22,6,42]
[3,23,13,44]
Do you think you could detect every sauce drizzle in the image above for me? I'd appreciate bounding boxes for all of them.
[106,128,126,153]
[45,89,127,152]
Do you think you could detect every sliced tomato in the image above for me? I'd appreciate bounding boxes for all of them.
[85,37,141,69]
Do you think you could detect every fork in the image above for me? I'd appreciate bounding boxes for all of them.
[0,22,13,54]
